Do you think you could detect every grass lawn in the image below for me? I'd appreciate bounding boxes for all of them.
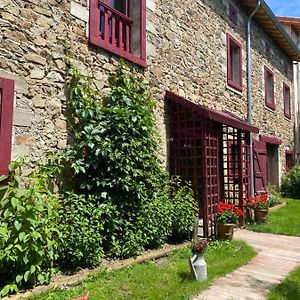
[246,199,300,236]
[28,240,255,300]
[268,266,300,300]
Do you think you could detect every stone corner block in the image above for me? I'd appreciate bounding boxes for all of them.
[12,145,31,159]
[13,110,32,127]
[70,1,89,23]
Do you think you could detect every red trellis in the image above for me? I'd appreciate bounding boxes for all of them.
[167,92,257,238]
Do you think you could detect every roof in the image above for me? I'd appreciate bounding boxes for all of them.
[277,16,300,34]
[166,91,259,133]
[239,0,300,61]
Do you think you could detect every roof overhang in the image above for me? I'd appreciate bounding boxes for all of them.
[259,134,282,145]
[277,16,300,34]
[240,0,300,61]
[166,91,259,133]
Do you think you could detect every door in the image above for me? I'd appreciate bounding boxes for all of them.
[266,144,279,187]
[253,140,267,193]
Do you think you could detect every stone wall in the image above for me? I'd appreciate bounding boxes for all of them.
[0,0,295,180]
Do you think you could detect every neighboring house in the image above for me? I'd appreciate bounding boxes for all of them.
[278,16,300,168]
[1,0,300,236]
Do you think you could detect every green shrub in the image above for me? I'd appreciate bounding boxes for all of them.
[56,192,105,269]
[65,63,179,258]
[169,177,198,241]
[0,159,59,297]
[281,165,300,198]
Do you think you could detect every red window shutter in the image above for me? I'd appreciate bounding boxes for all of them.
[253,140,267,193]
[0,78,14,175]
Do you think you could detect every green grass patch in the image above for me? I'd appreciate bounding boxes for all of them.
[268,266,300,300]
[28,240,255,300]
[246,199,300,236]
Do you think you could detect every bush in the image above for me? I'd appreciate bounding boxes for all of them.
[56,192,105,269]
[0,159,59,297]
[169,178,198,241]
[281,165,300,198]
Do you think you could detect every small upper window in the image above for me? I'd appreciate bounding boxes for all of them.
[265,43,271,58]
[264,66,275,110]
[283,83,291,119]
[89,0,146,67]
[227,34,242,91]
[284,63,289,76]
[229,4,238,25]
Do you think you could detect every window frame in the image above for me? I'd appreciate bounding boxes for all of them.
[285,150,294,172]
[283,82,291,119]
[264,66,275,110]
[0,77,14,175]
[227,33,243,92]
[89,0,147,67]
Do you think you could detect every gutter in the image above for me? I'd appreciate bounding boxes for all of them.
[247,0,261,196]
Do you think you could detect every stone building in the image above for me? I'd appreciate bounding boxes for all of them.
[277,16,300,165]
[1,0,300,235]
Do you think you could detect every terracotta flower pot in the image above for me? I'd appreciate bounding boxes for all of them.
[217,223,234,240]
[254,208,269,223]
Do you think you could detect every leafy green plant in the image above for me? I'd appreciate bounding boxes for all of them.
[0,158,59,297]
[56,192,105,269]
[64,63,196,258]
[281,166,300,199]
[169,177,197,241]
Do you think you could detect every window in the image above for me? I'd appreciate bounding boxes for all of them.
[227,34,242,91]
[0,77,14,175]
[265,43,271,58]
[229,3,238,25]
[89,0,146,67]
[285,150,294,172]
[283,82,291,119]
[284,62,288,76]
[264,66,275,110]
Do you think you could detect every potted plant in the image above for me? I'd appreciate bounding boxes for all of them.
[216,202,243,240]
[189,239,209,281]
[247,193,270,223]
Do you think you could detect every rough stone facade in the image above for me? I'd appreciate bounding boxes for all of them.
[0,0,296,182]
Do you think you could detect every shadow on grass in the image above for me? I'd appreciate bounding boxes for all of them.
[179,271,193,282]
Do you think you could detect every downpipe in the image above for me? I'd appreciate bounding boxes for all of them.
[247,0,261,196]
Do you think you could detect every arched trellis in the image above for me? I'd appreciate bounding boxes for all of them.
[166,91,258,238]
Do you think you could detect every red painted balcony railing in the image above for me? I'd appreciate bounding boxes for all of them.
[89,0,147,67]
[99,1,132,53]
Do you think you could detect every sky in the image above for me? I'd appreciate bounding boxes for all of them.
[265,0,300,17]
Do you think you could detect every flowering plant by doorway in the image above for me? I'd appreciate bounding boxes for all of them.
[191,239,209,255]
[247,193,270,210]
[216,202,244,224]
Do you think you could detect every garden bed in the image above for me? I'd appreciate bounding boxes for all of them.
[25,240,255,300]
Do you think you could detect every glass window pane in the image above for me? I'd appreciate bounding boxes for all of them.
[230,42,241,84]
